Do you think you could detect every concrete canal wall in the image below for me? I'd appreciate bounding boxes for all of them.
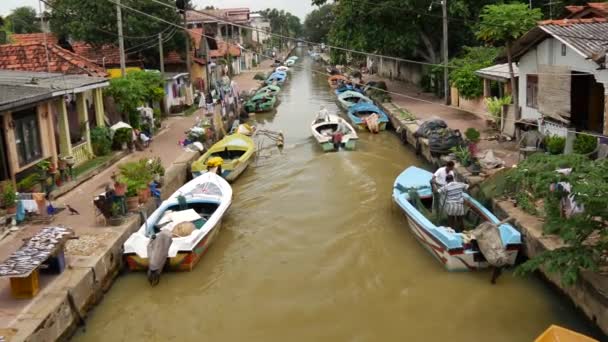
[9,151,200,342]
[379,101,608,336]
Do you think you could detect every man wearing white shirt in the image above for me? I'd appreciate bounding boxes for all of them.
[432,161,455,187]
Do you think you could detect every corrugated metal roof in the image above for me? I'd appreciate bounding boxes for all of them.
[539,19,608,60]
[475,63,519,82]
[0,70,108,112]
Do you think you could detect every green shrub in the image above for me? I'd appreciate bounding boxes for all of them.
[2,183,16,208]
[254,72,266,81]
[17,173,40,192]
[450,145,472,166]
[484,96,511,123]
[544,135,565,155]
[465,128,480,143]
[112,128,132,149]
[573,134,597,155]
[118,159,153,197]
[91,127,112,156]
[449,46,500,99]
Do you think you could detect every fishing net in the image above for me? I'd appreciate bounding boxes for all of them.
[407,189,447,226]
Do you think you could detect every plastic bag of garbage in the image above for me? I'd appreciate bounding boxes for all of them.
[470,220,512,267]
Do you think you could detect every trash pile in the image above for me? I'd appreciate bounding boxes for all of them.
[415,119,464,154]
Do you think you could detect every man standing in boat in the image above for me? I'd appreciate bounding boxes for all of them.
[438,175,468,232]
[431,161,455,216]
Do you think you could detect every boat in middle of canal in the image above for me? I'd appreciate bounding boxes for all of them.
[310,114,358,152]
[123,172,232,272]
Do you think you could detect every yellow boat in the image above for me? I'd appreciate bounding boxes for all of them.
[191,133,255,182]
[534,325,598,342]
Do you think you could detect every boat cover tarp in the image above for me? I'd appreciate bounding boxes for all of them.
[469,221,512,267]
[147,230,173,283]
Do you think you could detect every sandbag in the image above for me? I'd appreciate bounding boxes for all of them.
[470,221,512,267]
[173,221,196,237]
[428,129,463,154]
[415,119,448,138]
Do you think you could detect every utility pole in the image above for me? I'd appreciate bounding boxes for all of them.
[159,32,165,78]
[183,11,192,77]
[442,0,449,105]
[116,0,126,77]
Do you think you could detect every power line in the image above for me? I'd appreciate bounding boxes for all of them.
[106,0,607,140]
[124,27,177,53]
[152,0,608,77]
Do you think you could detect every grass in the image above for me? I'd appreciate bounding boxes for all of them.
[390,104,416,121]
[184,105,198,117]
[73,155,113,178]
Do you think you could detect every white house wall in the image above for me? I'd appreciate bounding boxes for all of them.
[518,37,608,122]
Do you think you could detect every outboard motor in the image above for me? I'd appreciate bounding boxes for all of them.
[147,230,172,286]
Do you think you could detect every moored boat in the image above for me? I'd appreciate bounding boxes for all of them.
[191,133,255,181]
[311,114,358,152]
[285,59,295,67]
[275,66,289,73]
[328,75,348,89]
[266,71,287,85]
[123,172,232,272]
[534,325,598,342]
[337,90,373,110]
[244,92,277,112]
[347,103,390,132]
[392,166,521,271]
[256,84,281,97]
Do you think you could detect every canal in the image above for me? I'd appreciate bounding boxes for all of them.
[74,51,601,341]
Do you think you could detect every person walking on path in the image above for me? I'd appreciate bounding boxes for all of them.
[438,174,469,232]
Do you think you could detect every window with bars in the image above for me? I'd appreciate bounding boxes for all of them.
[526,75,539,109]
[13,108,42,167]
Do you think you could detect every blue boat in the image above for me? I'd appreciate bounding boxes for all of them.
[392,166,522,271]
[266,71,287,85]
[347,103,389,132]
[335,84,363,96]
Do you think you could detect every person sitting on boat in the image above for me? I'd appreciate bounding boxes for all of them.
[438,175,469,232]
[315,106,330,123]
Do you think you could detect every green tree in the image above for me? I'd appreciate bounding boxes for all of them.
[303,4,334,43]
[48,0,186,67]
[449,46,499,99]
[106,70,164,127]
[260,9,303,49]
[6,6,41,34]
[476,3,542,118]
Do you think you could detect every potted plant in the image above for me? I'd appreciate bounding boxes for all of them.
[123,181,141,211]
[147,157,165,186]
[108,202,126,226]
[118,159,152,208]
[3,183,17,214]
[464,128,481,156]
[450,145,472,167]
[17,173,41,193]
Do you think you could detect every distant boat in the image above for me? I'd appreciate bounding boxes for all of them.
[123,172,232,272]
[337,90,373,110]
[244,92,277,112]
[534,325,598,342]
[256,84,281,97]
[275,66,289,73]
[392,166,521,271]
[285,59,295,67]
[265,71,287,85]
[191,133,255,182]
[347,103,389,132]
[335,84,363,96]
[328,75,348,89]
[310,114,358,152]
[286,56,299,62]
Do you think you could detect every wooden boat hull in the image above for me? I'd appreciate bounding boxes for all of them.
[125,220,223,272]
[392,166,521,271]
[394,199,518,271]
[353,121,387,132]
[534,325,598,342]
[192,153,253,182]
[311,115,359,152]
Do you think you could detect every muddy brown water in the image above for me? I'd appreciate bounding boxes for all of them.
[74,51,603,342]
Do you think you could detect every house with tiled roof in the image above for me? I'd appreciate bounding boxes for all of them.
[0,42,107,77]
[565,2,608,18]
[0,70,109,182]
[506,17,608,141]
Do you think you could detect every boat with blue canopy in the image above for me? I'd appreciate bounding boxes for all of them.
[337,90,373,110]
[266,71,287,85]
[392,166,521,271]
[347,103,389,132]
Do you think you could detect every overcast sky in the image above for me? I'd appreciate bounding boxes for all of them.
[1,0,316,20]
